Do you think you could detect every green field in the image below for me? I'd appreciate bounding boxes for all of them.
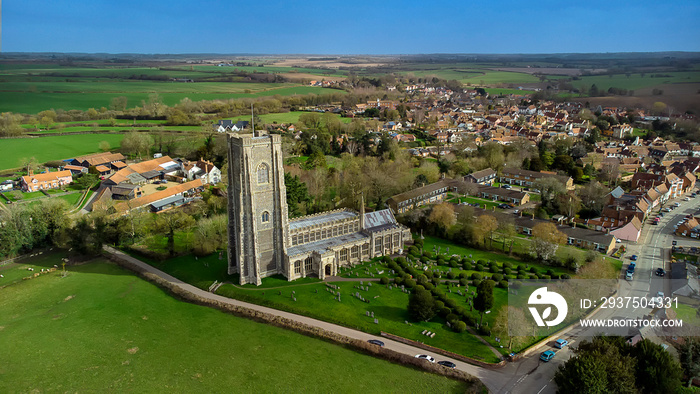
[0,82,341,114]
[0,253,468,392]
[572,71,700,92]
[0,134,125,170]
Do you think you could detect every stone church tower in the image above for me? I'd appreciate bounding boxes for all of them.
[227,132,289,285]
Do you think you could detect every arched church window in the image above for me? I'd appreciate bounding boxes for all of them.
[261,211,270,223]
[257,163,269,184]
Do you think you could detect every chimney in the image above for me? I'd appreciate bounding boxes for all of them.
[28,169,34,176]
[531,212,535,220]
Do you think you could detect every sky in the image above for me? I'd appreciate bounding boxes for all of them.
[4,0,700,54]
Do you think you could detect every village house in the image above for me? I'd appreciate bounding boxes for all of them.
[386,179,456,214]
[476,185,530,206]
[464,168,497,185]
[499,167,574,190]
[70,152,125,169]
[21,170,73,192]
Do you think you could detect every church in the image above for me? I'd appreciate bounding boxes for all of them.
[227,131,411,285]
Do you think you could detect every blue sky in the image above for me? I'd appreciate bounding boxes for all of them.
[4,0,699,54]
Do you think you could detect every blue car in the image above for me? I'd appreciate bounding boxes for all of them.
[367,339,385,347]
[540,350,556,362]
[630,255,638,261]
[554,339,568,349]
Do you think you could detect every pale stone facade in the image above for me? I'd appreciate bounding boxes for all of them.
[227,132,411,286]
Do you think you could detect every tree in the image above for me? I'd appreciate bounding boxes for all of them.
[120,131,153,158]
[578,181,609,217]
[152,211,196,256]
[476,214,498,248]
[474,280,495,327]
[497,220,517,254]
[284,172,312,217]
[599,162,620,187]
[18,157,39,174]
[0,112,24,137]
[110,96,128,112]
[534,177,567,210]
[408,287,436,322]
[679,338,700,387]
[492,305,531,351]
[632,339,683,393]
[99,140,111,152]
[530,222,566,261]
[428,203,455,234]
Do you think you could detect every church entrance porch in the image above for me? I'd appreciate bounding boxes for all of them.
[325,264,332,276]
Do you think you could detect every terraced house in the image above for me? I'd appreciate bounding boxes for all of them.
[499,167,574,190]
[386,179,456,214]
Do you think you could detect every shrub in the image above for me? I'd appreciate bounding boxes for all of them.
[546,269,555,276]
[454,306,467,317]
[530,267,538,273]
[503,262,513,269]
[417,274,429,285]
[449,260,460,268]
[394,276,404,286]
[458,272,469,279]
[471,273,482,280]
[561,273,571,279]
[490,265,500,273]
[424,282,435,291]
[475,264,485,272]
[440,307,452,317]
[506,275,516,280]
[453,321,467,333]
[379,277,389,285]
[550,274,559,280]
[413,284,425,292]
[517,274,527,280]
[447,271,457,279]
[444,298,458,309]
[414,238,424,249]
[463,262,473,270]
[446,313,459,324]
[477,259,485,265]
[472,279,482,288]
[404,278,416,288]
[463,315,477,327]
[542,275,551,280]
[435,300,445,310]
[478,326,491,336]
[492,273,503,281]
[499,280,508,289]
[459,278,468,287]
[503,268,512,275]
[424,270,434,279]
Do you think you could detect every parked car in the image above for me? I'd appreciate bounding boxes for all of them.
[630,255,638,261]
[656,291,665,299]
[540,350,556,362]
[672,240,678,246]
[437,361,457,369]
[655,268,665,277]
[367,339,385,347]
[501,184,512,189]
[684,197,691,201]
[415,354,436,363]
[554,339,569,349]
[626,271,634,280]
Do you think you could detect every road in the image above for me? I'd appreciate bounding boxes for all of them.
[103,191,699,394]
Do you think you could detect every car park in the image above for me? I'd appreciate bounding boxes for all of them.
[655,268,665,277]
[554,339,569,349]
[367,339,384,347]
[415,354,436,363]
[437,361,457,368]
[540,350,556,362]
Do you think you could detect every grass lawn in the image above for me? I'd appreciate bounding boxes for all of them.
[0,253,468,392]
[133,249,501,362]
[419,235,570,277]
[673,302,700,327]
[0,134,125,171]
[56,192,83,206]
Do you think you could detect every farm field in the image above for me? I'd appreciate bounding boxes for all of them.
[0,85,340,114]
[0,134,125,171]
[0,254,467,393]
[572,71,700,92]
